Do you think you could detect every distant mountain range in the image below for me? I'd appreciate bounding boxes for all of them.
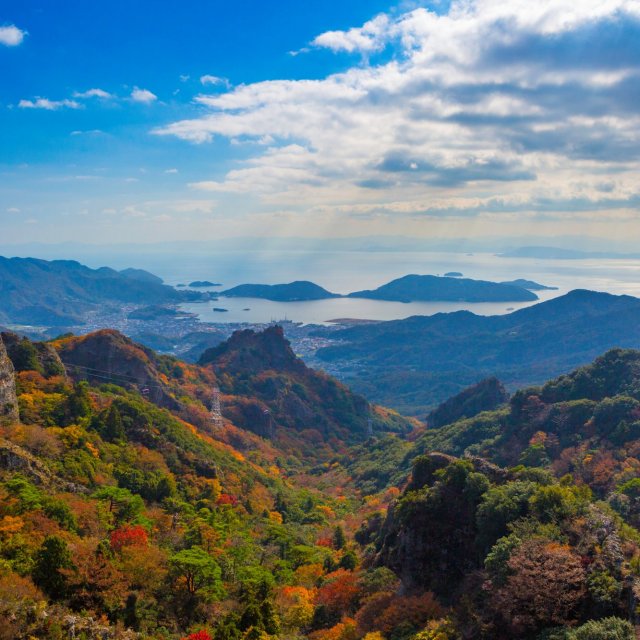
[0,256,203,326]
[313,289,640,415]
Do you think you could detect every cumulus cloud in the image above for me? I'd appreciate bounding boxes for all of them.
[156,0,640,222]
[131,87,157,103]
[0,25,26,46]
[19,97,81,110]
[73,88,113,99]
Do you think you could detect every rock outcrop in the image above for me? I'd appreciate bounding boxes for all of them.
[54,329,180,410]
[0,334,18,422]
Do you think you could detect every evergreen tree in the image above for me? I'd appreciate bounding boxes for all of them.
[32,535,73,599]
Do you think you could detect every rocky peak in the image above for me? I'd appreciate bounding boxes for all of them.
[0,334,19,422]
[198,325,303,374]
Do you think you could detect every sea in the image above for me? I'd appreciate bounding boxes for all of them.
[94,250,640,326]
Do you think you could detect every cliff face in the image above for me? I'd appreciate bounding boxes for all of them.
[0,335,19,422]
[54,329,180,410]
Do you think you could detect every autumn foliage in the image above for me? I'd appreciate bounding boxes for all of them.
[109,524,149,551]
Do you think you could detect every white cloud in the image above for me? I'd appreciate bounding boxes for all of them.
[312,14,390,53]
[6,207,20,214]
[0,25,26,47]
[70,129,105,136]
[200,74,227,86]
[164,168,179,174]
[19,98,82,110]
[156,0,640,225]
[73,88,113,99]
[130,87,157,103]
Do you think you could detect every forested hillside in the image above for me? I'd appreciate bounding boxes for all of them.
[3,327,640,639]
[315,290,640,415]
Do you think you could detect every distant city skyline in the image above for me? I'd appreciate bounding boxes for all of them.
[2,0,639,244]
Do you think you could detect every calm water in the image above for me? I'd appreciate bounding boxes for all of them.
[106,250,640,325]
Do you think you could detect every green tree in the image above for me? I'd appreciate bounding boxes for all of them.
[32,535,73,599]
[93,486,144,523]
[103,404,125,442]
[333,525,346,550]
[170,546,224,601]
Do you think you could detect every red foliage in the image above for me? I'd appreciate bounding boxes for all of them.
[216,493,238,506]
[109,524,149,552]
[491,539,586,635]
[181,632,212,640]
[316,569,360,616]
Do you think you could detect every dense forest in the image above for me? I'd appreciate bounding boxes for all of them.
[2,328,640,639]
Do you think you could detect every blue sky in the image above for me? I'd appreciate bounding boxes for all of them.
[1,0,639,245]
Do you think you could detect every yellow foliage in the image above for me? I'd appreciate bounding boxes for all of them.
[317,505,336,520]
[268,511,283,524]
[86,442,100,458]
[51,424,85,448]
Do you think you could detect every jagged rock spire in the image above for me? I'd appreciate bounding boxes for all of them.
[0,334,19,422]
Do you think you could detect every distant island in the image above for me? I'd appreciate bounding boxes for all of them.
[189,280,222,287]
[347,274,538,303]
[221,280,340,301]
[499,246,640,260]
[127,305,193,320]
[444,271,463,277]
[213,307,228,312]
[500,279,558,291]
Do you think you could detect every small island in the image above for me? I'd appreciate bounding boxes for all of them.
[213,307,228,313]
[500,279,558,291]
[189,280,222,287]
[347,274,539,303]
[444,271,463,277]
[221,280,340,301]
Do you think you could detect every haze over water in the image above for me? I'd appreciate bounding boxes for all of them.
[93,250,640,325]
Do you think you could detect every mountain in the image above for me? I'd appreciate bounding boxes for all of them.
[3,327,640,638]
[315,289,640,415]
[198,325,411,449]
[499,278,558,291]
[0,256,199,326]
[221,280,340,301]
[119,267,165,285]
[426,377,508,427]
[0,325,423,639]
[347,274,538,303]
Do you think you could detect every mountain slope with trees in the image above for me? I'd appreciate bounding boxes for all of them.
[315,290,640,415]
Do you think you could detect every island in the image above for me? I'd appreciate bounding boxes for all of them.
[213,307,228,313]
[444,272,463,277]
[347,274,539,302]
[127,305,193,320]
[500,279,558,291]
[221,280,340,301]
[189,280,222,287]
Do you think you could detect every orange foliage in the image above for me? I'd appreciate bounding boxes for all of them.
[309,617,358,640]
